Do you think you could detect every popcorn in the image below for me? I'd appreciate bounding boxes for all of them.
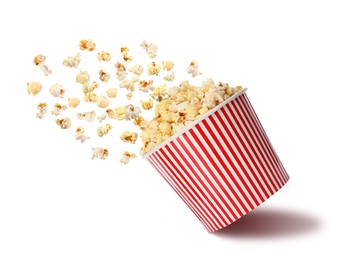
[147,61,161,76]
[163,72,175,82]
[51,103,68,116]
[121,47,132,62]
[55,117,71,129]
[49,83,65,98]
[150,84,168,102]
[114,106,126,120]
[120,131,138,144]
[84,92,98,103]
[126,92,133,100]
[97,124,113,137]
[63,52,81,68]
[97,51,112,62]
[133,116,147,130]
[83,81,99,94]
[115,62,127,80]
[33,54,46,65]
[119,77,138,91]
[79,39,96,51]
[99,70,111,82]
[76,70,90,84]
[128,65,143,75]
[138,80,154,92]
[140,40,158,58]
[106,108,115,119]
[106,88,118,98]
[120,151,136,164]
[140,98,154,110]
[36,103,47,119]
[75,126,90,143]
[33,54,52,76]
[96,95,110,108]
[77,111,96,122]
[91,147,109,160]
[68,97,80,108]
[162,60,174,71]
[27,81,42,96]
[124,104,141,120]
[97,113,107,123]
[187,60,202,77]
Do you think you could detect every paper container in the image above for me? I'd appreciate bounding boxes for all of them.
[144,89,289,232]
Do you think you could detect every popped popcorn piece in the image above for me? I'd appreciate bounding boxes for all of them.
[33,54,46,65]
[120,131,138,144]
[75,126,90,143]
[121,47,132,62]
[147,61,161,76]
[68,97,80,108]
[124,104,141,120]
[36,103,47,119]
[49,83,65,98]
[76,70,90,84]
[187,60,202,77]
[138,80,154,92]
[77,111,96,122]
[27,81,42,96]
[126,92,133,100]
[97,51,112,62]
[150,84,168,102]
[91,147,109,160]
[84,92,98,103]
[96,95,110,108]
[115,62,127,81]
[162,60,174,71]
[119,76,138,91]
[99,70,111,82]
[114,106,126,120]
[79,39,96,51]
[140,98,154,110]
[140,40,158,58]
[33,54,52,76]
[97,113,107,123]
[163,72,175,82]
[63,52,81,68]
[106,88,118,98]
[97,124,113,137]
[106,108,115,119]
[83,81,99,94]
[51,103,68,116]
[120,151,136,164]
[133,116,147,129]
[55,117,71,129]
[128,65,143,75]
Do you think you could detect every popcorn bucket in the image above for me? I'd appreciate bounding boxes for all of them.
[143,89,289,232]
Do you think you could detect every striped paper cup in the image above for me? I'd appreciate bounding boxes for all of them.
[144,89,289,232]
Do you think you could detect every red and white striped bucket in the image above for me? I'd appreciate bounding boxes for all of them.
[144,89,289,232]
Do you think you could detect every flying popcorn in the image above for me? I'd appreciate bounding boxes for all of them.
[63,53,81,68]
[36,103,47,119]
[79,39,96,51]
[49,83,65,98]
[75,126,90,143]
[27,81,42,96]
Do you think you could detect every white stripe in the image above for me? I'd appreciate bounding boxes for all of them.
[227,101,280,190]
[184,130,242,218]
[152,153,218,230]
[196,122,256,211]
[222,104,275,195]
[212,109,268,203]
[169,138,231,226]
[241,95,289,181]
[233,99,283,187]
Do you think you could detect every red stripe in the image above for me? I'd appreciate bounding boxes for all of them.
[159,145,226,228]
[147,156,213,231]
[221,104,276,194]
[227,100,281,190]
[236,96,288,184]
[182,131,241,218]
[196,120,255,211]
[241,95,289,181]
[211,109,267,203]
[154,150,221,229]
[168,139,231,226]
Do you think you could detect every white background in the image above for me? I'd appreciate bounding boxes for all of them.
[1,0,351,259]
